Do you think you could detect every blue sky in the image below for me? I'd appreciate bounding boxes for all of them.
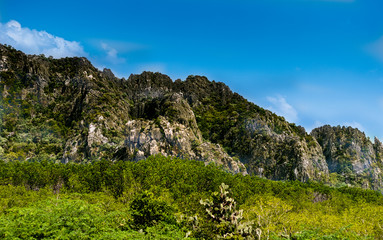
[1,0,383,139]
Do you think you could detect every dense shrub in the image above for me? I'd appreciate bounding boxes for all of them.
[130,191,176,230]
[0,155,382,239]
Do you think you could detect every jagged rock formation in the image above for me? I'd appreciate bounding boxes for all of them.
[1,44,383,189]
[311,125,383,189]
[174,75,329,182]
[0,44,245,174]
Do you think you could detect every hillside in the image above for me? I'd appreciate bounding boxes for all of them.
[1,44,383,190]
[1,156,383,239]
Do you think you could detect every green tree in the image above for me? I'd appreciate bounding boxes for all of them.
[130,191,176,230]
[198,183,253,239]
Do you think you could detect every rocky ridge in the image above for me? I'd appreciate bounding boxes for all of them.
[1,44,383,189]
[311,125,383,189]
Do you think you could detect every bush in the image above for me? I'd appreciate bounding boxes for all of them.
[130,190,176,230]
[0,198,128,239]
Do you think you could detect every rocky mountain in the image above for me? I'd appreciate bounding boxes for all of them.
[311,125,383,189]
[0,44,245,174]
[0,44,382,190]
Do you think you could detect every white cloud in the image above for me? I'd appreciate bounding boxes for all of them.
[95,40,146,52]
[267,95,298,123]
[343,121,365,132]
[0,20,86,58]
[321,0,354,2]
[368,36,383,63]
[305,120,324,133]
[137,63,167,73]
[307,0,354,2]
[101,42,126,64]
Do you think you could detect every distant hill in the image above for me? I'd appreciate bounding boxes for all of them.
[1,43,382,190]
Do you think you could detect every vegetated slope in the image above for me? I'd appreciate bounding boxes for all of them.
[1,156,383,239]
[1,44,383,189]
[175,76,328,182]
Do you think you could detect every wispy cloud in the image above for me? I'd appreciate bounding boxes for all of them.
[367,36,383,63]
[90,39,146,53]
[267,95,298,123]
[0,20,86,58]
[320,0,354,2]
[343,121,365,132]
[101,42,125,64]
[306,0,354,2]
[137,63,167,73]
[306,120,324,133]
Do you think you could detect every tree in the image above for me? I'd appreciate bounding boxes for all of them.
[130,191,175,230]
[199,183,253,239]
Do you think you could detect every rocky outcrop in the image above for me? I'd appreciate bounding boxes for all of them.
[117,117,245,174]
[311,125,383,190]
[2,44,383,189]
[0,45,246,174]
[234,117,328,182]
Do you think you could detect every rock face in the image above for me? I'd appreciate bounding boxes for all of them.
[175,76,329,182]
[1,44,383,189]
[311,125,383,189]
[241,117,328,182]
[0,45,246,174]
[119,117,245,174]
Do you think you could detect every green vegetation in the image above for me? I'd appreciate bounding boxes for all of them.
[0,45,131,163]
[0,155,383,239]
[2,44,383,239]
[185,76,323,181]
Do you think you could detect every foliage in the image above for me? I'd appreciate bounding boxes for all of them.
[242,195,292,239]
[130,190,176,230]
[198,183,253,239]
[0,155,383,239]
[0,198,129,239]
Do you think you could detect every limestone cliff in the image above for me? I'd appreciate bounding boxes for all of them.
[0,44,245,174]
[2,43,383,189]
[311,125,383,190]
